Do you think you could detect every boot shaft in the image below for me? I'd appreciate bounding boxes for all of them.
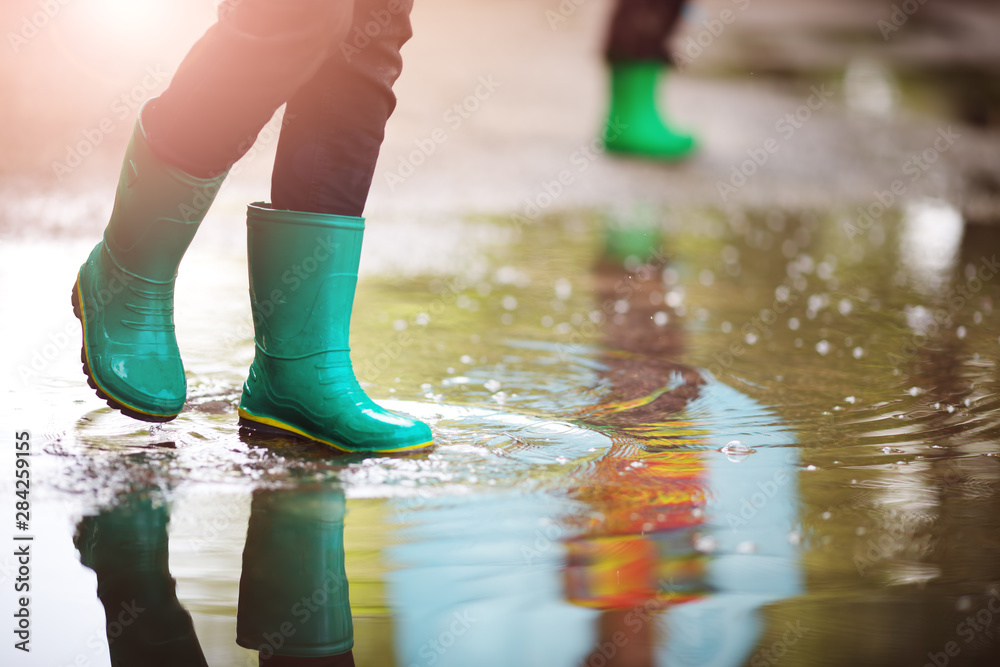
[104,101,227,283]
[246,203,365,357]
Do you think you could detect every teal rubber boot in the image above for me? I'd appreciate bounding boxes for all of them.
[237,204,433,454]
[72,103,227,421]
[237,486,354,659]
[604,62,697,160]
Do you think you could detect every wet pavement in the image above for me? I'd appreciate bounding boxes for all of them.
[3,0,1000,666]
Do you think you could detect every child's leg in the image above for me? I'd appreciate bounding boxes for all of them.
[270,0,413,216]
[237,0,433,453]
[143,0,356,178]
[605,0,686,63]
[602,0,697,159]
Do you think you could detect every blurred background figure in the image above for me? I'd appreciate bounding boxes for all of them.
[602,0,697,160]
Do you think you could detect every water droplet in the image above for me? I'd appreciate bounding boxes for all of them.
[821,511,832,520]
[501,296,518,311]
[736,541,757,554]
[853,346,864,359]
[653,311,669,326]
[694,535,718,553]
[882,446,892,454]
[845,396,857,404]
[460,355,474,365]
[805,465,817,471]
[720,440,754,462]
[816,340,831,355]
[484,379,502,393]
[788,317,800,330]
[555,278,572,300]
[957,326,967,339]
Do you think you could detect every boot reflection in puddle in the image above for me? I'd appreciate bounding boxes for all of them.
[74,493,209,667]
[237,485,355,667]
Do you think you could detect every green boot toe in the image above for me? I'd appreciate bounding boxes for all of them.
[237,204,433,454]
[75,243,187,419]
[72,101,227,421]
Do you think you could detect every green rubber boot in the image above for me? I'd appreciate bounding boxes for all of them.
[604,62,697,160]
[72,103,227,421]
[237,204,433,454]
[237,486,354,660]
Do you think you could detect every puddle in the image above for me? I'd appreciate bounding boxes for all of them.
[3,201,1000,666]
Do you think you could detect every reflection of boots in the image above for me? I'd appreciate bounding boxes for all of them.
[237,486,354,661]
[74,496,208,666]
[72,101,228,420]
[237,204,433,453]
[604,63,697,160]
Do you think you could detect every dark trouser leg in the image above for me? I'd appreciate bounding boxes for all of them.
[605,0,687,63]
[144,0,355,178]
[271,0,414,216]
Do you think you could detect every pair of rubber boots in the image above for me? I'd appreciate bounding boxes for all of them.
[73,107,432,454]
[603,62,696,160]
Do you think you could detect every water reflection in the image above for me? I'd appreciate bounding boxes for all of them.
[74,493,209,666]
[385,220,803,667]
[75,485,358,666]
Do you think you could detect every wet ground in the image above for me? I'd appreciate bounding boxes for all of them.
[3,0,1000,665]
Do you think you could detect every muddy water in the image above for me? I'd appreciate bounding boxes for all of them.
[3,200,1000,667]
